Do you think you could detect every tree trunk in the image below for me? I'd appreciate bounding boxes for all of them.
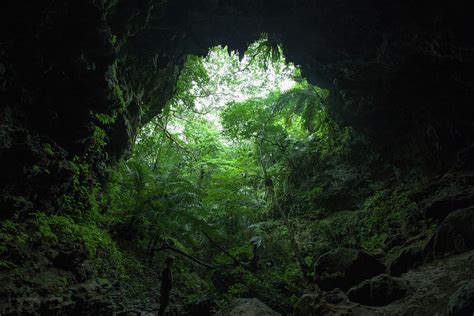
[256,136,310,280]
[269,182,310,280]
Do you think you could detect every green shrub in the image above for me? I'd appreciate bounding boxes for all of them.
[0,220,28,253]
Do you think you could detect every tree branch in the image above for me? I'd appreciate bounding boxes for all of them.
[202,231,248,267]
[152,244,217,269]
[153,120,198,161]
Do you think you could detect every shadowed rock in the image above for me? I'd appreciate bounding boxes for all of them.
[385,237,426,276]
[425,207,474,258]
[294,289,372,316]
[314,248,386,291]
[347,274,411,306]
[216,298,280,316]
[447,280,474,316]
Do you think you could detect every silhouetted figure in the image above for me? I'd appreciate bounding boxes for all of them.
[158,256,174,316]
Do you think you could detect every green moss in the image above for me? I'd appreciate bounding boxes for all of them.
[359,189,425,251]
[58,156,103,218]
[30,270,71,296]
[107,60,127,110]
[33,212,125,276]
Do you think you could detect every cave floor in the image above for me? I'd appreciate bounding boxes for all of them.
[363,250,474,315]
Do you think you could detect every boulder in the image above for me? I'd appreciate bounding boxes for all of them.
[294,293,321,316]
[424,207,474,258]
[424,194,474,222]
[71,279,111,313]
[347,274,411,306]
[294,289,372,316]
[314,248,386,291]
[385,240,425,276]
[0,272,105,315]
[216,298,280,316]
[184,297,215,316]
[447,280,474,316]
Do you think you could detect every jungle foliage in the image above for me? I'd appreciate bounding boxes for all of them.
[94,38,432,311]
[0,37,434,313]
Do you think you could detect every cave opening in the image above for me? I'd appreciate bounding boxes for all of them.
[119,39,334,311]
[1,1,474,315]
[130,37,329,225]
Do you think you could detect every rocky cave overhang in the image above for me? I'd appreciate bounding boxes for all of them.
[1,1,473,217]
[110,0,474,167]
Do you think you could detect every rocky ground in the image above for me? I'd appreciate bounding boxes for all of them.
[222,251,474,316]
[368,250,474,315]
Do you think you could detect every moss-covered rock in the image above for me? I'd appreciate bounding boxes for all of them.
[385,238,426,276]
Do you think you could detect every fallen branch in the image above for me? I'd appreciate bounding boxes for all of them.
[152,243,217,269]
[202,231,247,267]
